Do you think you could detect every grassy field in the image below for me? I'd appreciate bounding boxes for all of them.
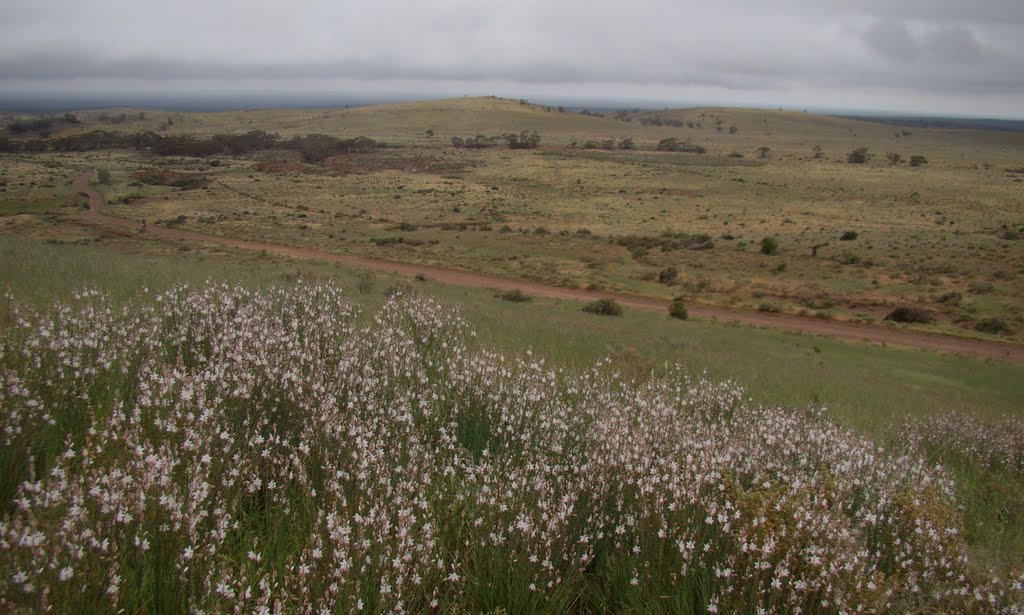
[1,237,1023,612]
[2,98,1024,610]
[5,97,1021,340]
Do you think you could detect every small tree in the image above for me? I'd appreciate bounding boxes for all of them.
[760,236,779,255]
[847,147,870,164]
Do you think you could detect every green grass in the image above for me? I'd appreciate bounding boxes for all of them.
[3,237,1020,433]
[2,236,1023,605]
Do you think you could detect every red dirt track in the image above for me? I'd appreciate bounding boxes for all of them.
[72,171,1024,364]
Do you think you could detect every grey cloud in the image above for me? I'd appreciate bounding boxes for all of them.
[0,0,1021,116]
[924,27,984,63]
[863,22,919,61]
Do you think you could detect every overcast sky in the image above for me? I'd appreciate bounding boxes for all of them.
[2,0,1023,117]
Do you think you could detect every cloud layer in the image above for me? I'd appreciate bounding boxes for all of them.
[1,0,1022,116]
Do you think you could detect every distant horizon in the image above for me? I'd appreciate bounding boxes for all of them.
[2,90,1023,123]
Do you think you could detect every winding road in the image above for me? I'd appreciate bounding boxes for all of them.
[72,171,1024,363]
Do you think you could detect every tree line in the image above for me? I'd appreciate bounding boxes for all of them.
[0,130,380,163]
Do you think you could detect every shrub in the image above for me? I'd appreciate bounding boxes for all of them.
[909,155,928,167]
[658,267,679,284]
[496,288,532,303]
[840,231,858,241]
[885,305,935,324]
[96,169,111,184]
[668,300,688,320]
[975,317,1009,334]
[760,236,779,255]
[847,147,870,164]
[582,298,623,316]
[886,152,902,165]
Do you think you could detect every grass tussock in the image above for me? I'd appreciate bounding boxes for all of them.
[1,282,1023,612]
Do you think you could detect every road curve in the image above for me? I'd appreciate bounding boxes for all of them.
[72,171,1024,364]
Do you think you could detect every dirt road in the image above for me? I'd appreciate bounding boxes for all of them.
[72,171,1024,363]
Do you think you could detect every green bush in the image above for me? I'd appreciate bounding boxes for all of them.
[760,236,779,255]
[582,298,623,316]
[658,266,679,284]
[668,300,688,320]
[840,231,858,241]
